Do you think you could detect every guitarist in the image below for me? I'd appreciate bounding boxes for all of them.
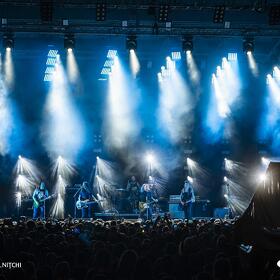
[180,178,195,219]
[139,181,158,220]
[32,181,49,219]
[78,181,96,219]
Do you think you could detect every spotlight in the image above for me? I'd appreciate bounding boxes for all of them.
[224,194,228,199]
[269,5,280,25]
[146,153,154,164]
[3,33,14,50]
[224,176,228,182]
[96,3,106,21]
[261,157,270,165]
[213,6,225,23]
[182,37,193,53]
[126,35,137,51]
[18,155,22,160]
[259,172,267,182]
[186,157,194,167]
[224,158,227,161]
[158,5,169,22]
[40,0,53,22]
[187,176,193,183]
[16,191,22,207]
[243,38,254,54]
[64,34,75,51]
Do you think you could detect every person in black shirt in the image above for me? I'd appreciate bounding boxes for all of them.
[78,181,96,219]
[180,178,195,219]
[126,176,140,213]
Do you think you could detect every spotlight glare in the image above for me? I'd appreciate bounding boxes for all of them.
[146,153,155,164]
[259,172,267,182]
[187,157,194,167]
[224,176,228,182]
[129,48,140,77]
[261,157,270,165]
[187,176,193,183]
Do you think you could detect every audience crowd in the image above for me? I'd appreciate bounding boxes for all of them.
[0,215,279,280]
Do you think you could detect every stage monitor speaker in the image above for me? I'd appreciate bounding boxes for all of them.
[214,207,230,218]
[168,203,184,219]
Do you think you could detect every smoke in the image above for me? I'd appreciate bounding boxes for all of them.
[41,58,85,161]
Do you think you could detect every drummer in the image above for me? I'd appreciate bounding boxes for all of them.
[126,176,140,213]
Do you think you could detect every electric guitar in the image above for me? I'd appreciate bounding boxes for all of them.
[33,194,56,209]
[139,199,158,211]
[76,199,100,210]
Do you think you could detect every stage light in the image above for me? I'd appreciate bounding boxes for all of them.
[146,153,155,164]
[52,156,76,179]
[51,192,64,219]
[247,50,258,77]
[182,37,193,53]
[171,52,181,61]
[186,48,200,85]
[96,3,106,21]
[269,5,280,25]
[15,156,41,182]
[44,49,59,82]
[213,6,225,23]
[40,1,53,22]
[3,33,14,50]
[228,53,237,62]
[126,35,137,51]
[66,43,79,83]
[16,174,34,195]
[187,157,194,167]
[4,43,14,87]
[224,194,228,199]
[16,191,21,207]
[259,173,267,182]
[64,34,75,51]
[261,157,270,165]
[158,5,169,22]
[96,156,99,159]
[224,176,228,182]
[187,176,193,183]
[243,38,254,54]
[129,49,140,77]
